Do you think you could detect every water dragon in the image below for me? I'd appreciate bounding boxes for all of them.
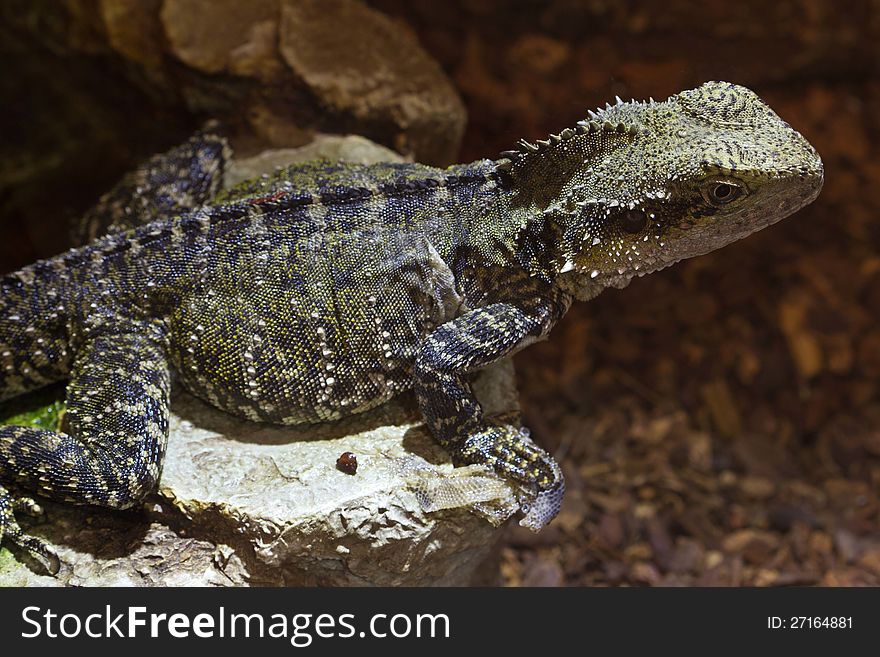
[0,82,823,571]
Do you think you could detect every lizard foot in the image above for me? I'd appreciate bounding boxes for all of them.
[0,484,59,575]
[457,425,565,531]
[13,495,45,518]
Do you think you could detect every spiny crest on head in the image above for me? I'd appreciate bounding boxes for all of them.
[496,93,650,171]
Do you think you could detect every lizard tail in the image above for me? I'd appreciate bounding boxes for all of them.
[0,261,73,401]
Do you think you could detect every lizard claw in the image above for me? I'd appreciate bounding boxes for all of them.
[518,452,565,530]
[0,485,60,575]
[13,495,45,518]
[457,424,565,530]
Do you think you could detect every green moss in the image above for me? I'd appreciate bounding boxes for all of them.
[0,546,29,584]
[0,547,15,571]
[0,383,66,431]
[0,546,37,584]
[0,387,66,584]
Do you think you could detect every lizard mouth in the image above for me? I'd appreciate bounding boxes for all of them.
[658,163,824,267]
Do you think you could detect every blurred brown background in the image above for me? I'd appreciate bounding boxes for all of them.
[1,0,878,585]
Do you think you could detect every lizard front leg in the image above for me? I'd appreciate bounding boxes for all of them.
[414,300,568,529]
[0,331,170,570]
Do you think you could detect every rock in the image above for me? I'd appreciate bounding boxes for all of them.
[629,561,661,586]
[700,379,743,439]
[506,35,570,75]
[833,529,861,563]
[160,0,283,79]
[224,134,406,188]
[721,529,780,565]
[520,556,564,587]
[739,475,776,500]
[277,0,464,165]
[857,331,880,379]
[55,0,466,164]
[1,360,523,587]
[668,537,704,573]
[856,549,880,577]
[101,0,168,73]
[778,293,823,379]
[0,511,249,587]
[162,362,521,586]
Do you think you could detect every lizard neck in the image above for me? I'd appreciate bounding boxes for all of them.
[445,162,582,307]
[455,162,627,303]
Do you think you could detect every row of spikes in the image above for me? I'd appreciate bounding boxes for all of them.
[497,95,652,170]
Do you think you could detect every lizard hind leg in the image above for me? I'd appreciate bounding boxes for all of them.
[0,331,171,568]
[73,122,231,244]
[0,483,59,574]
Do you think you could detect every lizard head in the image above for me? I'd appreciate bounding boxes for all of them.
[500,81,824,300]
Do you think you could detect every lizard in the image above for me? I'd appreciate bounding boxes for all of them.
[0,82,823,572]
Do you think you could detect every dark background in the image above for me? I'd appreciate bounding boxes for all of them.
[1,0,878,585]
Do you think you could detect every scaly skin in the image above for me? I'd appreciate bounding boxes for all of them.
[0,82,823,570]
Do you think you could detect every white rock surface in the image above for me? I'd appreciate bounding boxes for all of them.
[224,134,405,187]
[1,362,521,586]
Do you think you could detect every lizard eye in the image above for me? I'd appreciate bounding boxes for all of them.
[620,209,648,233]
[706,182,743,205]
